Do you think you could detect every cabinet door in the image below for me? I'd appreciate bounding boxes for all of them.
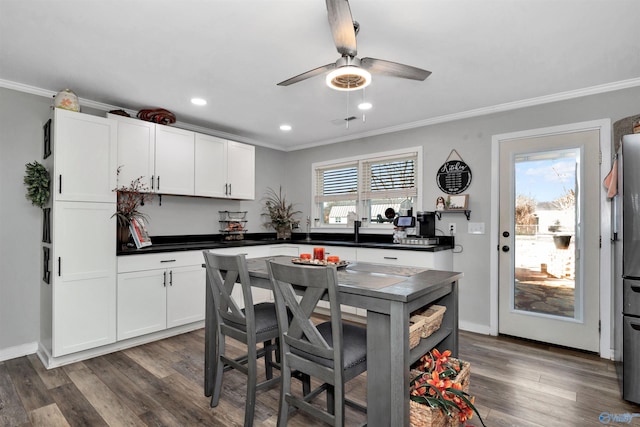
[117,269,167,340]
[112,115,156,191]
[167,265,206,328]
[52,202,116,356]
[194,134,227,197]
[53,109,116,202]
[226,141,255,200]
[155,126,195,195]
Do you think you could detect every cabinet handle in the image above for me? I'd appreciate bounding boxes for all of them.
[631,284,640,292]
[228,183,231,196]
[169,270,173,286]
[224,183,229,196]
[163,271,167,287]
[58,257,61,276]
[157,176,160,191]
[151,175,154,190]
[631,321,640,331]
[383,256,398,260]
[160,259,176,263]
[58,175,62,194]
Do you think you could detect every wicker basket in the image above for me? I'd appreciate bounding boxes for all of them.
[409,358,471,427]
[418,305,447,339]
[409,315,427,349]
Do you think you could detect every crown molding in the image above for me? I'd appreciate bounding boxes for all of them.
[3,77,640,153]
[286,77,640,151]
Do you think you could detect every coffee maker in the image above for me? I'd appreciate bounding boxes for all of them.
[416,211,436,237]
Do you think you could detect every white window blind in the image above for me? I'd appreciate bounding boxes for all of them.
[314,163,358,203]
[362,153,418,200]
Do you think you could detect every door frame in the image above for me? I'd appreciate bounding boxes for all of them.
[490,119,612,358]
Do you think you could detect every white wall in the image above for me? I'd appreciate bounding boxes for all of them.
[2,84,640,359]
[0,87,287,360]
[282,86,640,333]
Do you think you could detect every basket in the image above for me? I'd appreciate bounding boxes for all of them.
[409,358,471,427]
[409,315,427,349]
[418,305,447,339]
[218,210,247,221]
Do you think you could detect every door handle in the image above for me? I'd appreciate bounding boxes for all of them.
[501,245,510,252]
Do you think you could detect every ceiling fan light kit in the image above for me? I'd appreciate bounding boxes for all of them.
[326,65,371,91]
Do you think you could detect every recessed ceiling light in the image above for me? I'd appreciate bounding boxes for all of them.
[280,124,292,131]
[191,98,207,106]
[358,102,372,110]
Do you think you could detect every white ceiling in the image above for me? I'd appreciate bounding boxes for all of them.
[1,0,639,151]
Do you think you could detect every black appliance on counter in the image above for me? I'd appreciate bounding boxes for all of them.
[416,211,436,238]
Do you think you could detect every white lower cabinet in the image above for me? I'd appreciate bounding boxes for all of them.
[117,252,205,340]
[355,247,453,271]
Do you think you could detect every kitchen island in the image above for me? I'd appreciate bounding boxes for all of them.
[204,255,461,427]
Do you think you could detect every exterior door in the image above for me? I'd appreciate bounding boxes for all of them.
[498,129,601,352]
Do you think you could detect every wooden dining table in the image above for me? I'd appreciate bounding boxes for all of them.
[204,255,461,427]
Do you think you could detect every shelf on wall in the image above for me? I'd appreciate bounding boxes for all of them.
[435,210,471,220]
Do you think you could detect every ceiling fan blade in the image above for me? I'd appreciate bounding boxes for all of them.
[326,0,357,57]
[361,57,432,81]
[277,63,336,86]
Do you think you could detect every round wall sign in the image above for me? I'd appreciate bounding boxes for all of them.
[436,160,472,194]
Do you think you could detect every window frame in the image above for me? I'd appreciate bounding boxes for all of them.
[311,147,423,230]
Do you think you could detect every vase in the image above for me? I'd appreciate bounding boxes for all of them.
[53,89,80,112]
[117,225,131,249]
[553,235,571,249]
[276,226,291,240]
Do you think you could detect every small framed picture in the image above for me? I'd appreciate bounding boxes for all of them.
[435,196,446,211]
[447,194,469,210]
[43,119,52,159]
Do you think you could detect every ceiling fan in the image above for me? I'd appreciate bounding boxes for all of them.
[277,0,431,91]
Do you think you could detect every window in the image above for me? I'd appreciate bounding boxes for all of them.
[313,148,421,227]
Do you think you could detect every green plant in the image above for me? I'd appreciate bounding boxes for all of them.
[24,161,50,208]
[261,186,301,231]
[112,170,153,228]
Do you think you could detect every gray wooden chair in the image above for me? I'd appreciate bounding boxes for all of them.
[203,252,281,427]
[267,260,367,427]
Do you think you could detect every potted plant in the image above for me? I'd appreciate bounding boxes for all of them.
[23,161,50,208]
[113,171,153,248]
[261,186,301,240]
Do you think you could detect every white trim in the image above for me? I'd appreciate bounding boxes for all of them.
[36,321,204,369]
[3,77,638,153]
[459,321,492,336]
[0,341,38,362]
[491,119,612,358]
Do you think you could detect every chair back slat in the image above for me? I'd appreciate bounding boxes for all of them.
[203,251,255,328]
[267,261,342,365]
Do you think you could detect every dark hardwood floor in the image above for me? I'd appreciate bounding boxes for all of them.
[1,328,638,426]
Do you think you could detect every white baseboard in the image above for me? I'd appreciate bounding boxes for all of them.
[36,321,204,369]
[459,321,492,336]
[0,342,39,362]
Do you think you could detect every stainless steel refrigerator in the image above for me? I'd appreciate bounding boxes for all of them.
[618,133,640,404]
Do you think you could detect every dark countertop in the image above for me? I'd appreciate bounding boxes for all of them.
[117,232,454,256]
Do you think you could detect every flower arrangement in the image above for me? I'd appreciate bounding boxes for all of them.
[410,349,485,426]
[261,186,301,239]
[112,169,153,229]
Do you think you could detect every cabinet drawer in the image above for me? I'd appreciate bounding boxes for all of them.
[118,250,204,273]
[356,247,432,268]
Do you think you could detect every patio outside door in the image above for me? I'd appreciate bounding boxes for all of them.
[498,129,600,352]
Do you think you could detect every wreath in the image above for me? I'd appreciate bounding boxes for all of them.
[24,161,50,208]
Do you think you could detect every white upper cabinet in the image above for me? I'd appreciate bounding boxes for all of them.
[226,141,255,200]
[195,134,255,200]
[112,115,156,190]
[54,109,117,202]
[111,114,254,199]
[195,134,227,198]
[154,126,195,196]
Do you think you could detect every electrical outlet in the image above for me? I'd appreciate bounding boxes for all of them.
[448,223,456,235]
